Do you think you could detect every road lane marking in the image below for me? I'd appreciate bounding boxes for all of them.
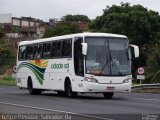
[0,101,113,120]
[126,97,160,102]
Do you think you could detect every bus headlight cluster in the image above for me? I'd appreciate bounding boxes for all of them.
[84,77,98,83]
[123,78,132,83]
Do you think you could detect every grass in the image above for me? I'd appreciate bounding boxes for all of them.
[132,82,142,86]
[0,75,16,85]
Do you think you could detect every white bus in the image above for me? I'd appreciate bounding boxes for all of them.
[16,33,139,98]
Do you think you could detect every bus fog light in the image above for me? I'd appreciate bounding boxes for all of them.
[84,77,98,83]
[123,78,132,83]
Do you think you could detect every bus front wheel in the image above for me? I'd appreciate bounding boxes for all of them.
[103,92,114,99]
[65,80,77,98]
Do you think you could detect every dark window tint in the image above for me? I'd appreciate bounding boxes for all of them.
[74,37,84,76]
[26,45,34,59]
[62,39,72,57]
[43,43,52,58]
[33,44,43,59]
[19,46,26,60]
[52,41,62,57]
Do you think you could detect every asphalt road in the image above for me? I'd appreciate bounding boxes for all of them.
[0,85,160,120]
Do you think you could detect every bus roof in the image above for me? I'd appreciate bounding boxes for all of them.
[19,32,127,46]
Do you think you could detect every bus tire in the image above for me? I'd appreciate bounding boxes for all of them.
[103,92,114,99]
[28,79,42,95]
[28,78,42,95]
[65,80,77,98]
[28,79,35,95]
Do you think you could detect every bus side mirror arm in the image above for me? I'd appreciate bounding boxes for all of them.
[130,44,139,59]
[81,43,88,56]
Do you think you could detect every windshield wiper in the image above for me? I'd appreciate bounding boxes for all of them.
[99,48,109,75]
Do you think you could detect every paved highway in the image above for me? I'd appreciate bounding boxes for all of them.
[0,85,160,120]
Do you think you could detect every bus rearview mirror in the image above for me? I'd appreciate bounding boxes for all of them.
[81,43,88,56]
[130,44,139,59]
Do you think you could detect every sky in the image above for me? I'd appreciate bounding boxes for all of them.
[0,0,160,21]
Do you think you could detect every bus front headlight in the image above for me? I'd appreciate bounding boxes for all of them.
[123,78,132,83]
[84,77,98,83]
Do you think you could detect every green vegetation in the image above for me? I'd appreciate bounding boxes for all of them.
[61,14,91,22]
[0,42,16,74]
[146,43,160,83]
[91,3,160,46]
[11,27,20,33]
[0,76,16,85]
[43,21,82,38]
[43,14,91,38]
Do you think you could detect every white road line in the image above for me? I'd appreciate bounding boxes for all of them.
[126,97,160,102]
[0,101,113,120]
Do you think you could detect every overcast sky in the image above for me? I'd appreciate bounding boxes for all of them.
[0,0,160,21]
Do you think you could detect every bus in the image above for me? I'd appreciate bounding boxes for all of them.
[16,32,139,99]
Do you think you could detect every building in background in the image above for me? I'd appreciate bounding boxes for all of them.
[0,14,48,41]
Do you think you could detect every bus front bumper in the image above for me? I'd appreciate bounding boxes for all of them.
[82,82,131,93]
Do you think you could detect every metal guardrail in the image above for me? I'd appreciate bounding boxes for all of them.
[132,83,160,93]
[132,83,160,89]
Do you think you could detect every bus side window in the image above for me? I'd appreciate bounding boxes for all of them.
[62,39,72,57]
[33,44,38,59]
[43,43,51,58]
[19,46,26,60]
[74,37,84,76]
[52,41,62,58]
[37,44,43,59]
[33,44,42,59]
[26,45,34,59]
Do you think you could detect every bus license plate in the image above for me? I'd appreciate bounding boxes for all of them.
[107,87,115,91]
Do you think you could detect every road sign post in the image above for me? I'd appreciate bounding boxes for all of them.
[137,67,145,84]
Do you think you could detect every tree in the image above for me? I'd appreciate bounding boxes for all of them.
[0,42,16,74]
[146,42,160,83]
[91,3,160,47]
[61,14,91,23]
[43,21,82,38]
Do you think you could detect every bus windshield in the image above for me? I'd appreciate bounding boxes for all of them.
[85,37,131,76]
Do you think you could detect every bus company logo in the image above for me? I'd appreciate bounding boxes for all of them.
[51,63,69,69]
[17,60,48,85]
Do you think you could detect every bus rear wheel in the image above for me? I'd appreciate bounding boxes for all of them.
[103,92,114,99]
[65,80,77,98]
[28,80,35,95]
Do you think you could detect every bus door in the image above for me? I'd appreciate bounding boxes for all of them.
[72,37,84,92]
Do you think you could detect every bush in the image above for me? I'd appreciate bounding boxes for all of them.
[146,43,160,83]
[0,42,16,74]
[2,75,15,81]
[151,69,160,83]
